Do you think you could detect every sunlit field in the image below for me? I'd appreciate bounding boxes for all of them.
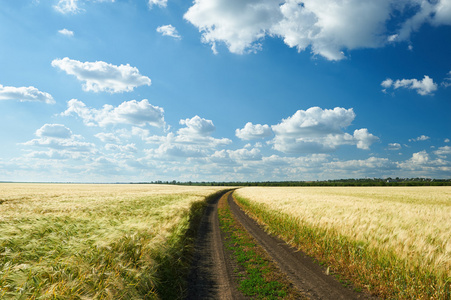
[0,183,225,299]
[234,186,451,299]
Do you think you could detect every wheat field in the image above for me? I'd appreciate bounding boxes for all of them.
[235,186,451,299]
[0,183,224,299]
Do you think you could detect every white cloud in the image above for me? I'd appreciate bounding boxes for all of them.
[434,146,451,157]
[442,71,451,88]
[228,148,262,161]
[25,149,85,160]
[156,25,181,39]
[271,0,392,60]
[184,0,451,60]
[381,78,393,93]
[54,0,115,14]
[387,34,398,42]
[269,107,377,153]
[54,0,80,14]
[397,150,451,176]
[409,135,430,142]
[145,116,231,159]
[148,0,167,9]
[388,143,402,150]
[235,122,272,140]
[325,157,393,172]
[353,128,379,150]
[398,150,429,168]
[397,0,451,41]
[0,84,55,104]
[184,0,280,55]
[445,138,450,143]
[62,99,165,128]
[36,124,73,139]
[105,143,137,153]
[51,57,151,93]
[95,132,121,143]
[178,115,215,137]
[382,75,438,96]
[58,28,74,36]
[24,125,95,153]
[381,78,393,88]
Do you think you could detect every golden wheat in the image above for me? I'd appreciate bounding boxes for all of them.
[235,186,451,298]
[0,183,224,299]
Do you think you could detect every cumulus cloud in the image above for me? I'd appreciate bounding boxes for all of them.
[434,146,451,157]
[51,57,151,93]
[382,75,438,96]
[58,28,74,36]
[381,78,393,93]
[228,148,262,161]
[95,132,121,143]
[352,128,379,150]
[24,124,94,153]
[398,150,429,169]
[148,0,167,8]
[54,0,80,14]
[325,157,393,171]
[409,135,430,142]
[397,150,451,176]
[156,25,181,39]
[184,0,451,60]
[388,143,402,150]
[36,124,73,139]
[145,116,231,159]
[270,107,377,153]
[235,122,273,140]
[178,115,215,137]
[184,0,279,54]
[0,84,55,104]
[62,99,165,128]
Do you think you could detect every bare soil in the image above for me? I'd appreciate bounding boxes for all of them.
[185,190,246,299]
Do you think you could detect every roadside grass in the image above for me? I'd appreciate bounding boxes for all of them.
[217,192,304,300]
[234,187,451,299]
[0,183,225,299]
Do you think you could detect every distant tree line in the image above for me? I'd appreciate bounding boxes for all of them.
[136,178,451,187]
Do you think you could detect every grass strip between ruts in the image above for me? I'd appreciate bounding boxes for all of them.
[217,192,305,300]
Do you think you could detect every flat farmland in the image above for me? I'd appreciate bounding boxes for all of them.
[234,186,451,299]
[0,183,225,299]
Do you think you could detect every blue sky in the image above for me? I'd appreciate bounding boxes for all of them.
[0,0,450,182]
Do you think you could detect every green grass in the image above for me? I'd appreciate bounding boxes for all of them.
[0,184,226,299]
[234,194,451,300]
[217,193,303,300]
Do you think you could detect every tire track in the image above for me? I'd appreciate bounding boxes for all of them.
[185,190,245,300]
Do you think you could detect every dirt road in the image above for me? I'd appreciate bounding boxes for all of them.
[185,190,245,299]
[186,190,377,299]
